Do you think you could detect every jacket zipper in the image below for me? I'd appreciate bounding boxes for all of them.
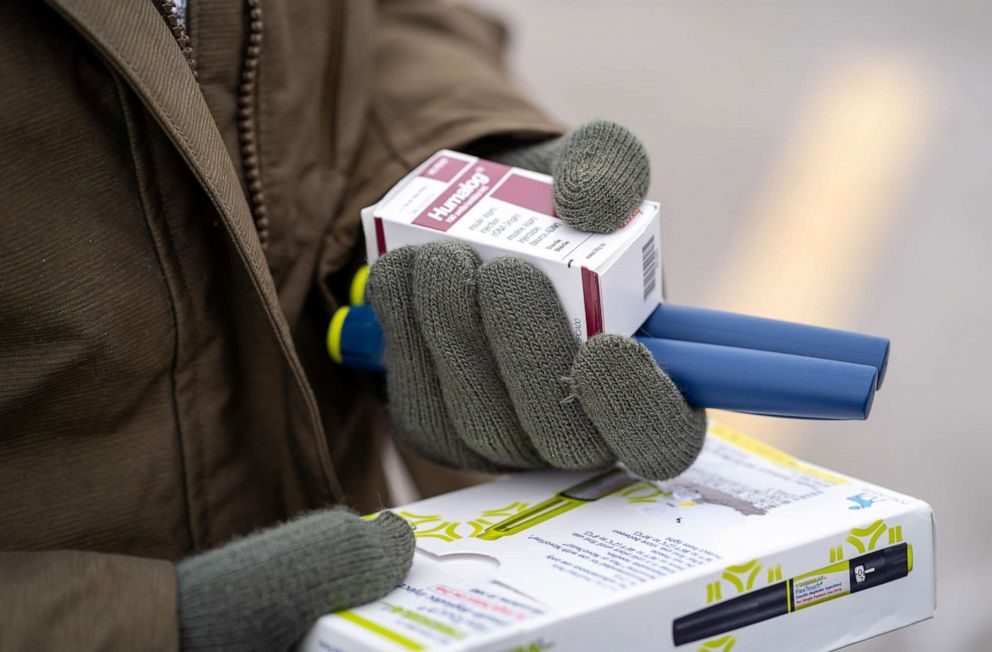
[153,1,196,76]
[146,0,342,503]
[154,0,271,251]
[238,0,270,250]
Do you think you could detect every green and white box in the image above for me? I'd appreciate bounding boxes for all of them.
[302,423,935,651]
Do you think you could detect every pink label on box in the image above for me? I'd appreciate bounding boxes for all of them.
[419,154,471,183]
[374,217,387,256]
[412,159,511,232]
[581,267,604,337]
[490,173,556,216]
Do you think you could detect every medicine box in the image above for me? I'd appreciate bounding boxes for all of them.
[360,150,662,340]
[302,422,935,651]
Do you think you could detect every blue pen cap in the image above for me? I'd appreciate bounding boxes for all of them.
[635,336,876,420]
[327,304,386,373]
[639,303,890,389]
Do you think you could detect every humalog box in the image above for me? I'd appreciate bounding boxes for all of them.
[360,150,662,340]
[302,423,936,651]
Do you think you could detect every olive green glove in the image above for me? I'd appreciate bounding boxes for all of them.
[368,242,705,481]
[176,509,414,651]
[368,120,705,481]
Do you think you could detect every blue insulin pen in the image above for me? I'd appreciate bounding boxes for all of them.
[327,268,888,421]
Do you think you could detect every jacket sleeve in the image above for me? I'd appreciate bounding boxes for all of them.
[371,0,565,168]
[0,551,178,651]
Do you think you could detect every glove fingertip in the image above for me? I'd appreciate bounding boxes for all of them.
[367,246,416,295]
[553,119,650,234]
[477,255,547,290]
[368,511,416,574]
[476,258,616,470]
[315,510,414,610]
[572,334,706,480]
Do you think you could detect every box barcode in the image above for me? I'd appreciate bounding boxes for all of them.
[641,235,659,300]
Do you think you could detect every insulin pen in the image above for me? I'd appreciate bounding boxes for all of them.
[328,267,889,420]
[672,542,913,646]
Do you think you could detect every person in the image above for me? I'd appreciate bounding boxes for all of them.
[0,1,704,650]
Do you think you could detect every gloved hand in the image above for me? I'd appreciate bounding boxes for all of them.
[367,121,706,481]
[176,509,414,651]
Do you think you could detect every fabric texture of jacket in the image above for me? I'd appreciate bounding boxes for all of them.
[0,0,561,648]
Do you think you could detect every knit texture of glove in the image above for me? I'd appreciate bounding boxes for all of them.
[487,119,650,234]
[368,242,706,480]
[571,335,707,479]
[176,509,414,652]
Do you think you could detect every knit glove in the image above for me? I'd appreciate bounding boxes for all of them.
[484,119,651,233]
[176,509,414,651]
[367,120,705,480]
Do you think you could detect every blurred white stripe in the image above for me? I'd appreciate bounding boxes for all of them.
[705,54,935,448]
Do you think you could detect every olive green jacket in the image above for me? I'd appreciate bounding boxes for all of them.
[0,0,559,648]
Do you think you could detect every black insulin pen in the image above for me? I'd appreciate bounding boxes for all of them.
[672,542,913,646]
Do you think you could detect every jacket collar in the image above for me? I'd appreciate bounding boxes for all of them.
[46,0,260,264]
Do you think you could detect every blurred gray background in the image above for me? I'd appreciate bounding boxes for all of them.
[468,1,992,649]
